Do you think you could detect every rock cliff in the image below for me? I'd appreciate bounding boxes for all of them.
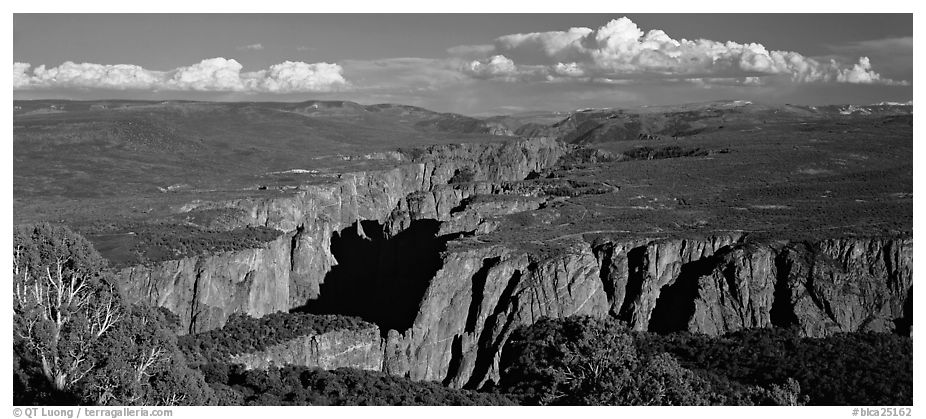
[382,233,912,388]
[114,138,572,333]
[112,136,912,389]
[116,235,292,334]
[230,325,383,371]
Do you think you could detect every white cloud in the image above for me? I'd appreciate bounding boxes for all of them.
[250,61,349,93]
[27,61,162,90]
[451,17,906,85]
[464,55,518,79]
[836,57,901,85]
[13,62,32,89]
[166,57,247,91]
[238,43,264,51]
[553,62,585,77]
[14,58,348,92]
[496,26,593,64]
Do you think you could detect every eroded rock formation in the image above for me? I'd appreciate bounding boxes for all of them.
[229,325,383,371]
[380,234,912,388]
[112,137,912,389]
[114,138,572,333]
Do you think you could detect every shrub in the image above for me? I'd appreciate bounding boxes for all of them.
[499,316,812,406]
[13,223,213,406]
[633,327,912,406]
[204,365,516,406]
[498,316,715,405]
[179,312,372,366]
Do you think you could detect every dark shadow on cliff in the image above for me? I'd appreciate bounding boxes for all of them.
[464,269,523,390]
[894,287,912,336]
[770,248,800,328]
[617,246,649,323]
[648,256,718,334]
[293,219,446,333]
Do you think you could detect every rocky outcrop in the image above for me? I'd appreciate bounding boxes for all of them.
[773,237,912,336]
[381,234,912,388]
[116,234,292,334]
[382,238,611,388]
[592,235,912,337]
[114,138,572,334]
[230,325,383,371]
[112,136,911,390]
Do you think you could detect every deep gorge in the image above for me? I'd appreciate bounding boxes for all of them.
[295,219,447,333]
[111,138,913,389]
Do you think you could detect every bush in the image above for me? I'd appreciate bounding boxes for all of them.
[13,224,214,406]
[633,327,912,405]
[499,316,716,405]
[203,365,516,406]
[179,312,372,366]
[499,316,811,406]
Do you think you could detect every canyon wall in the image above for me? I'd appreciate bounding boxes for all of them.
[384,234,913,388]
[112,137,912,389]
[117,236,292,334]
[114,138,572,333]
[381,234,912,388]
[196,232,911,388]
[229,325,383,371]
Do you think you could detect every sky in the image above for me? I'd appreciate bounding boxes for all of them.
[13,14,914,115]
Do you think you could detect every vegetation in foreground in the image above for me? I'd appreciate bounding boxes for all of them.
[498,316,912,406]
[11,223,512,406]
[179,312,371,367]
[13,223,211,405]
[633,326,913,406]
[202,365,516,406]
[13,224,912,406]
[498,316,804,406]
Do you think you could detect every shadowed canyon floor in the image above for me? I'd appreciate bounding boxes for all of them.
[14,99,912,391]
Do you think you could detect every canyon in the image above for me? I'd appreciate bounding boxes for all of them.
[115,137,911,389]
[14,100,912,390]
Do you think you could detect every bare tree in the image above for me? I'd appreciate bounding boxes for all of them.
[13,224,122,392]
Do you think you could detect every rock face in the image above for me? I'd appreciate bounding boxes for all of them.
[114,138,572,334]
[116,235,292,334]
[230,325,383,371]
[382,234,912,388]
[113,136,912,390]
[774,237,912,337]
[603,235,913,337]
[382,238,611,388]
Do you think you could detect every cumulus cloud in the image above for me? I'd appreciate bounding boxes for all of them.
[27,62,162,90]
[237,43,264,51]
[250,61,349,93]
[836,57,898,85]
[464,55,518,79]
[13,58,348,92]
[451,17,906,85]
[166,57,247,91]
[13,62,32,89]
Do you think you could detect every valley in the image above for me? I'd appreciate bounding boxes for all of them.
[13,99,913,405]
